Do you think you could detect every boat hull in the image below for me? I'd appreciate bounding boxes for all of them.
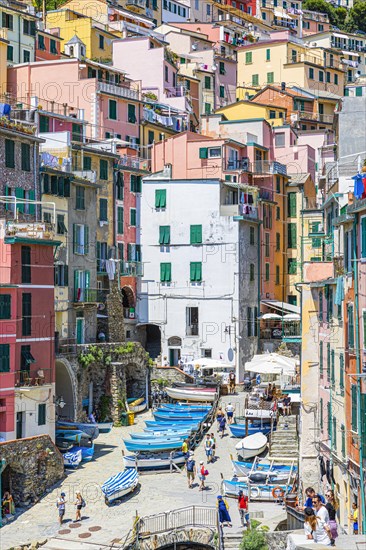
[153,411,205,422]
[131,432,188,440]
[56,421,99,440]
[123,452,186,470]
[166,387,216,402]
[97,422,113,433]
[71,443,95,462]
[222,480,288,500]
[102,469,139,504]
[145,421,199,430]
[237,443,267,460]
[232,460,297,477]
[124,438,183,452]
[235,433,268,460]
[229,424,271,438]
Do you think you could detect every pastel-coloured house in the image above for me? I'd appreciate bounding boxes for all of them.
[35,29,63,61]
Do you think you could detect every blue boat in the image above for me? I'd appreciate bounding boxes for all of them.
[143,427,193,436]
[56,421,99,440]
[232,460,297,476]
[97,422,113,434]
[124,438,183,452]
[160,404,211,413]
[71,442,95,462]
[153,411,206,422]
[56,429,90,443]
[130,432,188,441]
[145,420,199,430]
[229,424,272,438]
[63,448,83,469]
[222,479,289,500]
[102,469,139,504]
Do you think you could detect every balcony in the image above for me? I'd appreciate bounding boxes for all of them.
[142,107,187,133]
[4,221,55,242]
[73,170,97,183]
[121,261,143,277]
[73,288,105,303]
[297,111,334,124]
[286,54,342,70]
[331,40,366,53]
[117,155,150,172]
[221,203,258,220]
[15,368,53,388]
[126,0,146,9]
[260,322,301,341]
[97,81,139,101]
[250,161,287,176]
[123,307,136,320]
[273,18,296,29]
[225,158,250,171]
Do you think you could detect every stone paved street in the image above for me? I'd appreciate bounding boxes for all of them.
[1,393,286,550]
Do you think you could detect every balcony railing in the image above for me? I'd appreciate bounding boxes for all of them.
[286,54,342,70]
[5,221,55,241]
[73,170,97,183]
[142,107,187,132]
[331,40,366,53]
[220,204,258,220]
[97,81,139,101]
[116,155,150,172]
[121,261,143,277]
[297,111,334,124]
[260,322,301,340]
[15,368,53,387]
[73,288,106,303]
[126,0,146,8]
[225,158,250,171]
[250,161,287,176]
[274,18,296,29]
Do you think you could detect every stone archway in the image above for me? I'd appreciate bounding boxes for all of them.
[122,286,135,309]
[55,358,77,421]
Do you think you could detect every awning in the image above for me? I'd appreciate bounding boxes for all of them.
[342,51,360,57]
[274,9,292,19]
[261,299,300,315]
[332,33,348,39]
[21,350,35,364]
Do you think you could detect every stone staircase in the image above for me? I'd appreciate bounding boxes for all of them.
[268,415,299,461]
[223,532,244,550]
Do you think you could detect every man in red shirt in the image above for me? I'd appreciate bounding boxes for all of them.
[238,490,249,527]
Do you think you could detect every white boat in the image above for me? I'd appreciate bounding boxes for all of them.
[166,386,217,403]
[245,408,274,420]
[222,479,288,500]
[235,432,267,460]
[123,451,186,470]
[128,397,147,414]
[102,469,139,504]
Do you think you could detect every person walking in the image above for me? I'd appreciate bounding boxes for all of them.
[204,433,213,463]
[226,403,234,424]
[56,492,66,525]
[229,371,236,394]
[216,408,224,432]
[217,495,232,527]
[74,492,84,522]
[198,461,208,491]
[219,414,227,439]
[210,433,216,461]
[304,507,332,546]
[325,490,338,542]
[186,454,196,488]
[182,439,189,460]
[349,502,358,534]
[238,490,249,528]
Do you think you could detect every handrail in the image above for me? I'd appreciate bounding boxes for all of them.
[135,505,217,536]
[217,507,225,550]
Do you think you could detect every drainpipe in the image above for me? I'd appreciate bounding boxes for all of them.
[352,213,366,534]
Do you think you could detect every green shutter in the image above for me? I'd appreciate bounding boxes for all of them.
[39,115,49,133]
[339,353,344,395]
[267,72,274,84]
[245,51,252,64]
[252,74,259,86]
[265,263,269,281]
[319,397,323,430]
[266,48,270,61]
[21,143,31,171]
[159,225,170,245]
[348,304,354,348]
[327,343,330,379]
[117,207,124,234]
[128,104,136,123]
[288,192,296,217]
[190,225,202,244]
[288,258,297,275]
[331,349,335,383]
[85,270,90,289]
[96,241,101,271]
[84,225,89,254]
[0,344,10,373]
[99,198,108,221]
[28,190,35,215]
[288,223,297,248]
[333,417,337,449]
[351,385,358,432]
[15,188,25,213]
[109,99,117,120]
[38,404,46,426]
[155,189,166,208]
[190,262,202,282]
[327,401,331,438]
[100,159,108,180]
[204,76,211,89]
[0,295,11,320]
[362,217,366,258]
[319,341,323,374]
[83,156,92,170]
[199,147,208,159]
[160,262,172,282]
[130,209,136,226]
[5,139,15,168]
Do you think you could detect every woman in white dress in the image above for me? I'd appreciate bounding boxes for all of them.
[304,507,333,546]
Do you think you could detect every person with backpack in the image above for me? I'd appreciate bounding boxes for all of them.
[238,490,249,527]
[198,460,208,491]
[217,495,232,527]
[74,491,85,522]
[219,414,227,439]
[204,433,213,463]
[216,408,224,432]
[56,492,66,525]
[186,455,196,488]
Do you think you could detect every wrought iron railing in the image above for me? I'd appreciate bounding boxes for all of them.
[136,506,217,536]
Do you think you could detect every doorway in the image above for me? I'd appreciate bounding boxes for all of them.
[169,348,181,367]
[16,412,24,439]
[76,318,85,344]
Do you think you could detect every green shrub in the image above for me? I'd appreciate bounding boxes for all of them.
[239,529,268,550]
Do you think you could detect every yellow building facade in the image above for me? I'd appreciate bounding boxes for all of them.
[0,37,8,95]
[237,41,345,96]
[216,100,286,127]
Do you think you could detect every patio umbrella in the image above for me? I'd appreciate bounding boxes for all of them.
[283,313,300,320]
[244,359,296,376]
[249,353,297,369]
[261,313,282,320]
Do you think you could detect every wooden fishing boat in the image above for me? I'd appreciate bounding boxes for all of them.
[229,424,271,438]
[56,420,99,440]
[153,410,207,422]
[97,422,113,433]
[131,431,189,440]
[222,479,289,500]
[123,437,183,452]
[166,386,217,402]
[232,460,297,477]
[145,420,199,430]
[102,469,139,505]
[235,432,267,460]
[71,442,95,462]
[127,397,147,414]
[123,451,186,470]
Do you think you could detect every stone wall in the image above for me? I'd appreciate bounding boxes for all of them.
[0,435,64,507]
[265,531,291,550]
[151,365,194,386]
[135,527,216,550]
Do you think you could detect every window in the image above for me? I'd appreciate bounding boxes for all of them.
[117,207,124,234]
[99,34,104,50]
[319,291,323,322]
[0,295,11,319]
[208,147,221,158]
[82,156,91,171]
[100,159,108,180]
[219,85,225,98]
[0,344,10,373]
[38,33,46,51]
[276,176,281,193]
[275,265,280,285]
[276,206,280,220]
[38,404,46,426]
[109,99,117,120]
[331,349,335,383]
[5,140,15,168]
[204,103,211,115]
[39,115,49,133]
[20,345,34,372]
[165,66,169,82]
[190,225,202,245]
[288,192,296,217]
[21,246,31,283]
[190,262,202,282]
[351,384,358,432]
[250,226,255,245]
[130,175,142,193]
[2,12,13,29]
[348,304,354,348]
[54,264,68,286]
[75,186,85,210]
[276,233,280,251]
[245,52,252,64]
[266,48,270,61]
[326,286,333,322]
[332,416,337,447]
[309,67,314,79]
[334,74,338,85]
[327,401,331,438]
[219,61,225,75]
[23,50,30,63]
[288,258,297,275]
[265,232,270,257]
[204,76,211,89]
[275,133,285,148]
[99,198,108,221]
[319,397,323,430]
[148,130,154,145]
[22,293,32,336]
[318,24,324,31]
[186,306,199,335]
[57,214,67,235]
[267,72,274,84]
[160,262,171,282]
[130,208,137,226]
[155,189,166,208]
[252,74,259,86]
[115,172,123,201]
[73,224,89,255]
[127,243,141,262]
[319,71,324,82]
[50,39,57,54]
[7,45,13,61]
[326,342,331,379]
[340,353,344,396]
[269,110,276,119]
[247,306,258,337]
[326,72,331,83]
[20,143,31,172]
[288,223,297,248]
[128,104,136,123]
[159,225,170,245]
[265,263,270,281]
[96,241,108,272]
[319,341,323,375]
[356,86,363,97]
